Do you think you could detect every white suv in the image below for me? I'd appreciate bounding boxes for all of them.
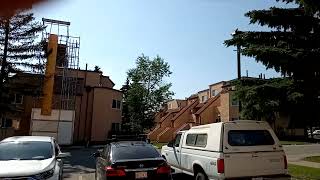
[161,120,291,180]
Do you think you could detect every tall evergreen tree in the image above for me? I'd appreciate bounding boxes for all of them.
[0,12,45,115]
[225,0,320,129]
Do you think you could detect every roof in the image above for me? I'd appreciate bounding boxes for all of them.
[111,141,149,147]
[1,136,53,143]
[190,120,268,129]
[209,81,226,87]
[198,89,209,93]
[172,99,199,121]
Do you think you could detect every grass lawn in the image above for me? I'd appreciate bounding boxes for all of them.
[288,164,320,180]
[304,156,320,163]
[280,141,309,145]
[151,142,167,149]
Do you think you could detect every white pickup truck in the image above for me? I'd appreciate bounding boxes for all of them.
[161,121,291,180]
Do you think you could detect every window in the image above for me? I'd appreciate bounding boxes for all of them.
[186,134,208,147]
[112,144,160,160]
[12,94,23,104]
[1,118,12,128]
[212,90,216,96]
[0,141,53,160]
[54,142,60,156]
[112,123,121,132]
[195,134,208,147]
[112,99,121,109]
[186,134,197,146]
[201,96,207,102]
[228,130,275,146]
[231,95,239,106]
[174,133,182,147]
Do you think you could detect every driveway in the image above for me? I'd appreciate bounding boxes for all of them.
[62,147,98,180]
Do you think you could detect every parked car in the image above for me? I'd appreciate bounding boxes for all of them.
[0,136,67,180]
[93,141,171,180]
[308,129,320,140]
[161,120,291,180]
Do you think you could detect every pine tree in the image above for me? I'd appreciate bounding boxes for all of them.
[0,12,45,115]
[225,0,320,129]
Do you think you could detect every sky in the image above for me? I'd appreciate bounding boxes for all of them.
[33,0,291,99]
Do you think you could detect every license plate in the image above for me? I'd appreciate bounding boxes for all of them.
[252,178,263,180]
[135,171,148,179]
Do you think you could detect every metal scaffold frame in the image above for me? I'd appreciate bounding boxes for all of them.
[42,18,80,111]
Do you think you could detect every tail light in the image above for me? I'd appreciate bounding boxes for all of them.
[105,166,126,177]
[284,155,288,169]
[157,164,171,174]
[217,158,224,174]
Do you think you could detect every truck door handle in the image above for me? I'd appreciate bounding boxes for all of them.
[252,154,259,158]
[176,150,180,153]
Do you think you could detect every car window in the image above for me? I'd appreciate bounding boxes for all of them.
[186,134,197,146]
[228,130,275,146]
[174,134,182,147]
[0,141,53,160]
[55,143,60,155]
[195,134,207,147]
[112,144,160,160]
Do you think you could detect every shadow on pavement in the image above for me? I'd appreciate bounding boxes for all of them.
[61,147,99,179]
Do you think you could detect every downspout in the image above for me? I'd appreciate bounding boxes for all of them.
[88,87,95,145]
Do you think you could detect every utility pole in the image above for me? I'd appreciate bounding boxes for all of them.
[0,19,10,101]
[237,44,241,79]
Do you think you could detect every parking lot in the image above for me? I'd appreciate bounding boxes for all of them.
[62,146,194,180]
[62,144,320,180]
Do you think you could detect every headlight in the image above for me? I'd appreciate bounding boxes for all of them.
[32,168,55,180]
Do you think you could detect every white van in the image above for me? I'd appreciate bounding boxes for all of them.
[161,121,290,180]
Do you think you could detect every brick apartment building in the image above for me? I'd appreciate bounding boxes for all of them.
[149,81,239,142]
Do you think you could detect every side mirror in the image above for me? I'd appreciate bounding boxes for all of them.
[56,152,69,159]
[167,141,174,148]
[92,151,101,158]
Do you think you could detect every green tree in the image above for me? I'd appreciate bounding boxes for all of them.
[225,0,320,130]
[0,12,45,115]
[124,54,174,133]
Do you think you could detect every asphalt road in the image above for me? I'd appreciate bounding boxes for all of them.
[62,144,320,180]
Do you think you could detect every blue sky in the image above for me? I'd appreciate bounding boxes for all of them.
[34,0,291,99]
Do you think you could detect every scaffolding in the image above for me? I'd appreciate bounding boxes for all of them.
[42,18,80,110]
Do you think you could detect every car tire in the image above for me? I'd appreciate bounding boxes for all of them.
[195,171,208,180]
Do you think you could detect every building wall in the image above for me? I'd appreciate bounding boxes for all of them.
[167,100,179,110]
[91,88,123,142]
[219,92,230,122]
[198,98,221,124]
[228,91,240,120]
[198,90,209,103]
[209,82,225,98]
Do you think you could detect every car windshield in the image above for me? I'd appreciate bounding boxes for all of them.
[0,141,53,160]
[112,143,160,160]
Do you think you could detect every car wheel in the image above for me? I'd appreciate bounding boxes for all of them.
[195,171,208,180]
